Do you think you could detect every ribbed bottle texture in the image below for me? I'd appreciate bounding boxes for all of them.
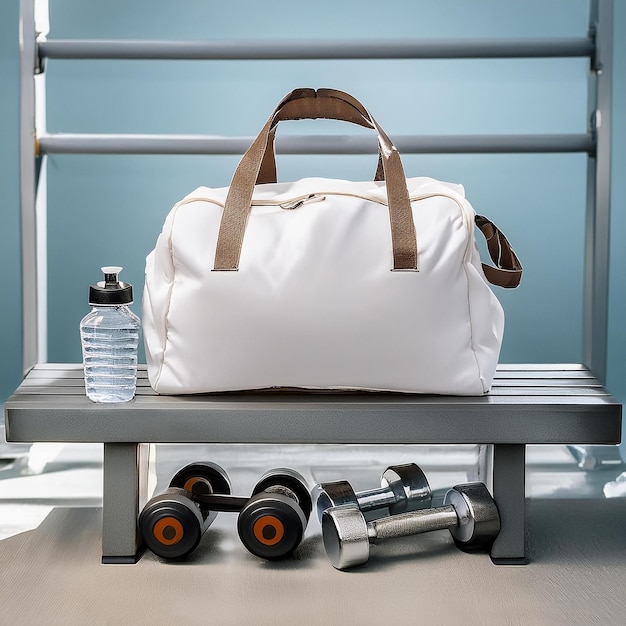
[80,306,141,403]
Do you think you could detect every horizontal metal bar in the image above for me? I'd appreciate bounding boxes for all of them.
[38,133,594,155]
[38,38,594,61]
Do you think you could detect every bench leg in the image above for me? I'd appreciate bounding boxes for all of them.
[101,442,152,564]
[490,443,527,564]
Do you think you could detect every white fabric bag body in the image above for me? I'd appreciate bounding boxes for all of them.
[143,89,521,395]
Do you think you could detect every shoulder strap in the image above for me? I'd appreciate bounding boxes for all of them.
[475,215,522,288]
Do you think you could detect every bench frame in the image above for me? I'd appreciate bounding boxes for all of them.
[5,363,621,564]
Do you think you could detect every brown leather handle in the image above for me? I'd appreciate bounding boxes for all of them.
[256,89,385,185]
[257,88,385,185]
[475,215,522,288]
[272,88,374,125]
[213,88,417,272]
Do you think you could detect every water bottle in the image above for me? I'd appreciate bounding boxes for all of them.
[80,266,141,403]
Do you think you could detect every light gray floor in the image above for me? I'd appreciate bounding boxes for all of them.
[1,440,625,624]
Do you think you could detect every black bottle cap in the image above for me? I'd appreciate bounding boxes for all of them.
[88,266,133,306]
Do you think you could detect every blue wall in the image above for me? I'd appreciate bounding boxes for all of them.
[1,1,625,413]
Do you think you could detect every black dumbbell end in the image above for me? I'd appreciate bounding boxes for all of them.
[169,462,231,498]
[253,468,313,522]
[139,492,204,560]
[238,493,306,561]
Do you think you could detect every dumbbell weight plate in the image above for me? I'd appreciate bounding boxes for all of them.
[314,480,355,522]
[139,462,232,559]
[252,468,313,522]
[383,464,431,515]
[322,505,370,570]
[169,461,231,498]
[444,482,501,551]
[138,488,205,559]
[315,463,432,523]
[169,461,231,527]
[237,492,307,560]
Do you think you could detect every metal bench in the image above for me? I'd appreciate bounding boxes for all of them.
[5,363,621,564]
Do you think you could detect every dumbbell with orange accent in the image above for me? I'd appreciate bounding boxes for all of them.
[139,464,312,561]
[139,461,233,560]
[236,468,313,561]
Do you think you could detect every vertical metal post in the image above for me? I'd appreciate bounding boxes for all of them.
[19,0,48,373]
[19,0,39,374]
[490,444,527,564]
[584,0,613,384]
[102,443,151,563]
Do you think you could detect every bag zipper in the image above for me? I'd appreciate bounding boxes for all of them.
[172,189,474,260]
[278,194,326,210]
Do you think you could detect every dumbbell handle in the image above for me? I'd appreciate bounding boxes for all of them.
[368,505,458,543]
[316,482,401,519]
[356,485,401,512]
[193,493,250,513]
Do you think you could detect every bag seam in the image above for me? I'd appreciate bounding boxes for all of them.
[153,200,186,390]
[458,198,489,394]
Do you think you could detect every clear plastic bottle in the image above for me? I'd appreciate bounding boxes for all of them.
[80,266,141,403]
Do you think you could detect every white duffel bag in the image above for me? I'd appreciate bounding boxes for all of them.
[143,88,521,395]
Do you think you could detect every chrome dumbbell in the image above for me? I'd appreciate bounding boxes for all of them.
[314,463,431,522]
[322,482,500,570]
[139,461,231,560]
[237,468,312,561]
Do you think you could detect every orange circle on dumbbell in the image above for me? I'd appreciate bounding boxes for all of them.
[253,515,285,546]
[183,476,211,494]
[153,516,184,545]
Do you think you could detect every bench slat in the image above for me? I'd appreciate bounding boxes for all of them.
[10,384,614,398]
[5,363,621,446]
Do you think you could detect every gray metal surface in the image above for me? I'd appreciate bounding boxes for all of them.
[102,443,151,563]
[36,132,595,155]
[37,37,594,60]
[19,0,39,375]
[491,444,527,563]
[5,365,621,445]
[583,0,613,384]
